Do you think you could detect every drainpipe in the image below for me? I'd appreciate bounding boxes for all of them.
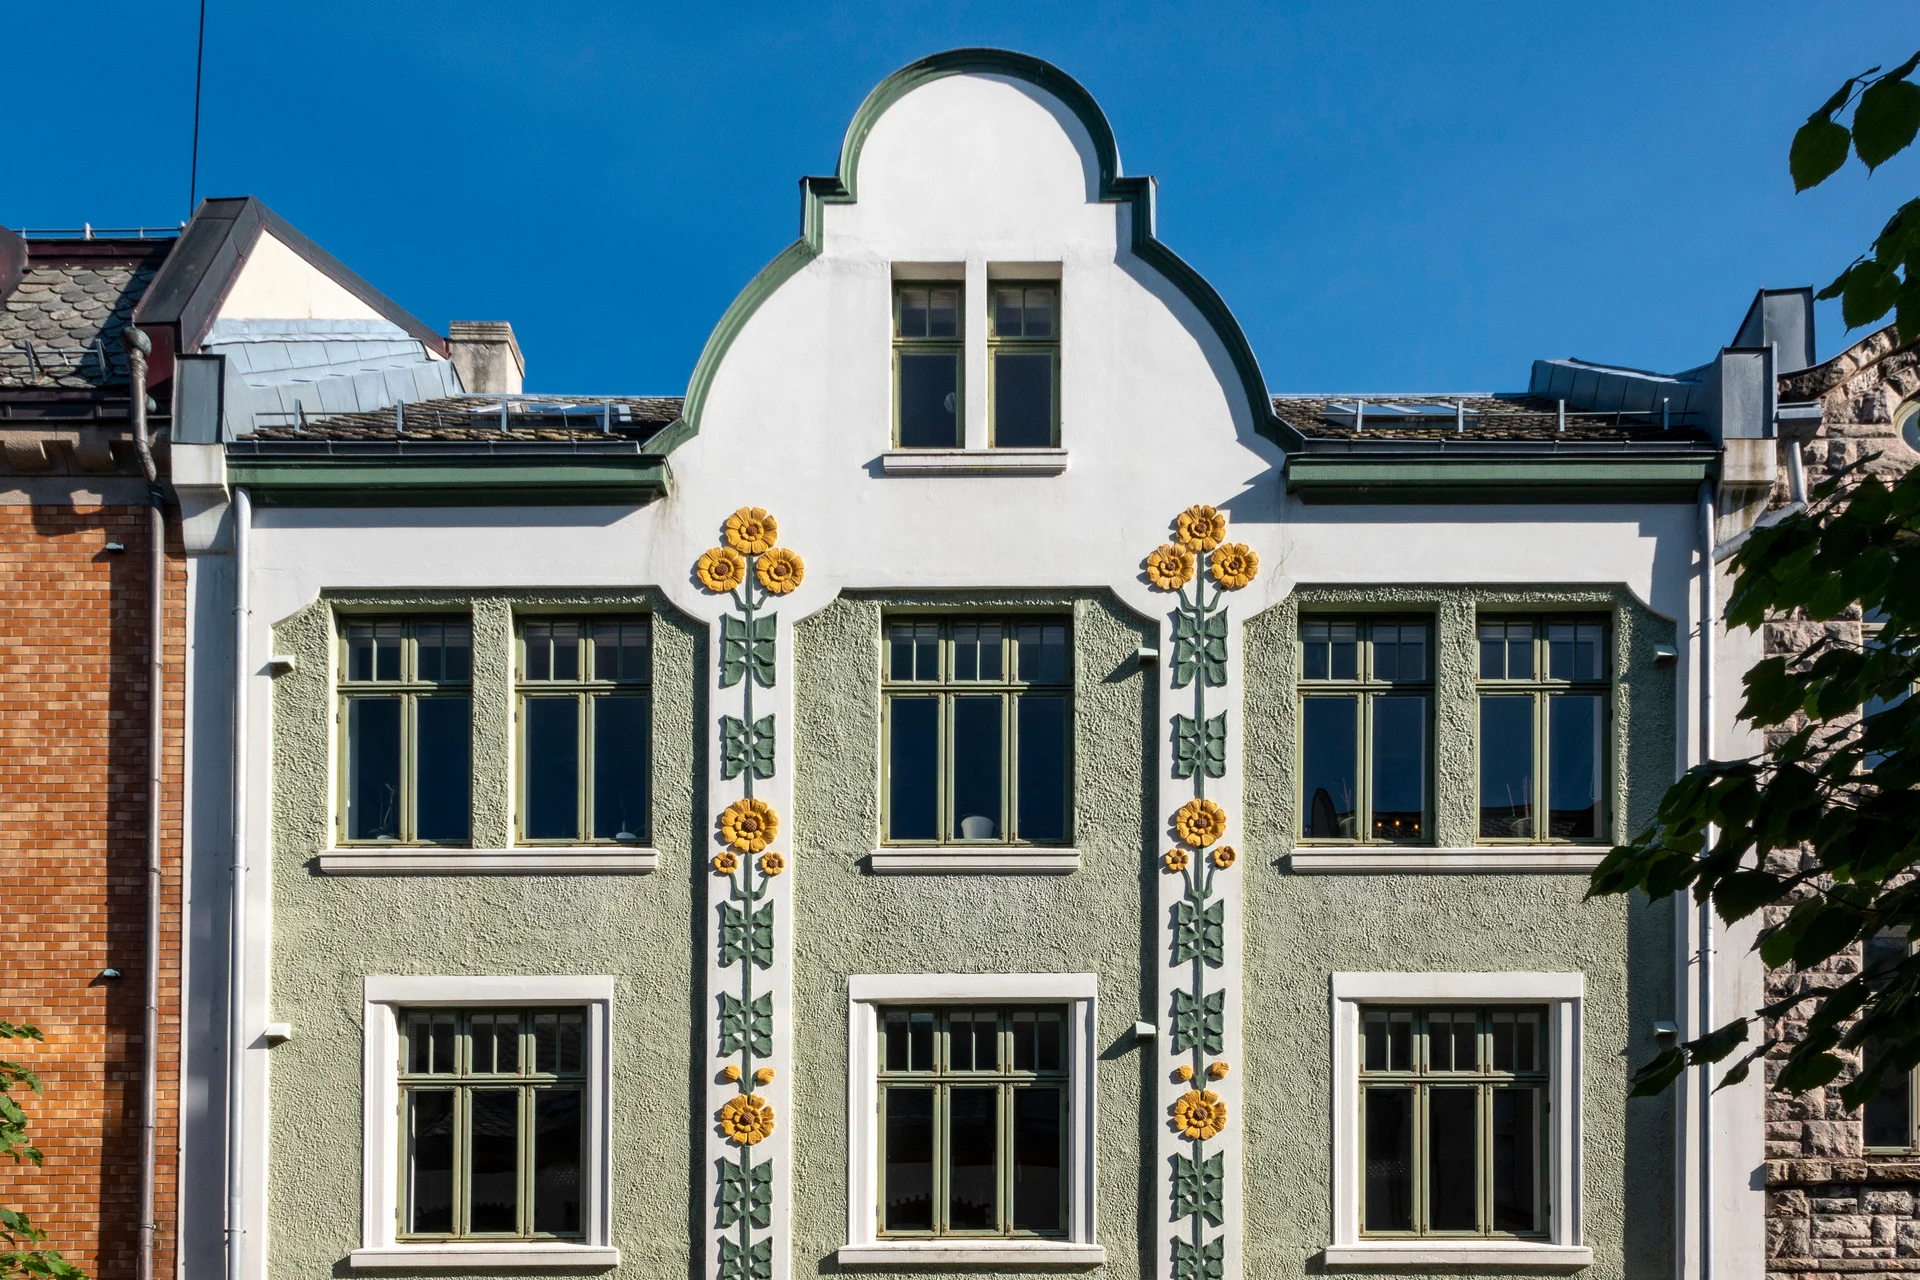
[1698,478,1717,1280]
[226,487,251,1280]
[124,325,163,1280]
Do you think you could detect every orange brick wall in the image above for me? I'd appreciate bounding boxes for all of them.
[0,503,185,1280]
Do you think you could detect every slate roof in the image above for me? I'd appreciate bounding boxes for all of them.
[0,243,168,390]
[1272,394,1712,444]
[237,395,684,444]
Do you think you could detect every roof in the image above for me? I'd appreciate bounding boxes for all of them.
[0,238,172,392]
[1272,394,1713,447]
[235,394,684,444]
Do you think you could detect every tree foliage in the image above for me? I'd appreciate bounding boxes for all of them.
[0,1022,83,1279]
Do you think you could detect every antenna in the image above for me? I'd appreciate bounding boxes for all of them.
[187,0,208,217]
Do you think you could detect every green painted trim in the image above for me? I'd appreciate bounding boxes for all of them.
[1284,455,1715,504]
[662,48,1289,457]
[227,457,671,507]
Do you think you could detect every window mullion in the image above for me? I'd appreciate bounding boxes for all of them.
[1002,690,1015,845]
[578,690,593,843]
[401,691,417,843]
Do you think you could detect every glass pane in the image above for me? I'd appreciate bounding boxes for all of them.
[594,620,650,683]
[1548,622,1606,681]
[1363,1087,1413,1232]
[1864,1050,1913,1148]
[348,621,402,682]
[1547,695,1603,839]
[1478,695,1534,839]
[416,624,444,681]
[1477,624,1504,679]
[898,352,960,448]
[1490,1010,1540,1073]
[346,696,402,840]
[953,625,1003,681]
[533,1011,586,1075]
[592,696,649,842]
[948,1011,980,1071]
[472,1012,520,1074]
[1362,1011,1388,1072]
[1015,623,1069,683]
[547,623,578,682]
[525,622,552,680]
[416,697,472,843]
[1301,696,1359,839]
[1015,695,1068,843]
[951,696,1003,841]
[993,351,1054,448]
[1012,1009,1064,1072]
[897,287,929,339]
[927,288,959,338]
[420,622,471,684]
[1012,1086,1062,1232]
[1491,1088,1539,1233]
[947,1087,999,1231]
[993,288,1024,337]
[1372,623,1427,683]
[405,1090,455,1234]
[1371,695,1427,841]
[1429,1012,1475,1072]
[884,1010,936,1073]
[533,1089,583,1235]
[889,622,940,681]
[1302,621,1359,681]
[405,1012,456,1075]
[468,1088,521,1233]
[1480,622,1532,679]
[887,698,939,840]
[1427,1088,1480,1231]
[883,1089,934,1232]
[1023,288,1055,339]
[525,697,581,840]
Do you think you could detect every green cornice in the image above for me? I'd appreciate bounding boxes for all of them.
[226,455,671,507]
[1284,454,1715,504]
[649,47,1289,460]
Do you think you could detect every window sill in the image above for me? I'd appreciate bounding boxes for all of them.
[1323,1242,1591,1268]
[838,1242,1104,1266]
[349,1243,619,1269]
[1289,846,1607,874]
[868,848,1081,874]
[880,448,1068,476]
[317,847,659,875]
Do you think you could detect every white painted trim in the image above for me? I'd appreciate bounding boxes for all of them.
[844,974,1097,1254]
[1328,972,1584,1257]
[359,976,614,1253]
[1289,848,1606,874]
[348,1244,621,1269]
[878,448,1069,476]
[867,848,1079,874]
[318,848,658,875]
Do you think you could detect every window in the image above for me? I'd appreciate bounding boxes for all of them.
[1476,620,1608,842]
[883,620,1071,846]
[340,619,472,845]
[1864,931,1916,1151]
[1298,620,1431,843]
[399,1009,588,1241]
[989,284,1057,448]
[517,619,651,844]
[895,284,962,448]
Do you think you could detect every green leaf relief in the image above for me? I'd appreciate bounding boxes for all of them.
[720,901,775,970]
[1171,988,1225,1055]
[717,1158,773,1229]
[1172,899,1225,968]
[1171,613,1199,688]
[1173,713,1228,780]
[722,614,779,690]
[1200,612,1229,687]
[1171,1151,1224,1224]
[721,715,777,781]
[718,1234,773,1280]
[718,992,774,1058]
[1172,1235,1224,1280]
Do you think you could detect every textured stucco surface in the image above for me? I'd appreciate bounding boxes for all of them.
[1238,585,1678,1279]
[265,588,705,1279]
[790,590,1157,1279]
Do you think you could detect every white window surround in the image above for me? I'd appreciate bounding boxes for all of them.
[318,847,658,875]
[1326,972,1591,1271]
[839,972,1103,1267]
[1289,847,1607,875]
[351,975,618,1271]
[867,848,1080,875]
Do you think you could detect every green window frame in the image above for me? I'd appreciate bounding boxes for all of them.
[881,618,1073,847]
[397,1007,589,1241]
[877,1005,1070,1239]
[988,283,1059,448]
[515,618,652,845]
[338,618,473,846]
[894,283,963,448]
[1358,1006,1550,1239]
[1475,618,1610,843]
[1298,618,1433,844]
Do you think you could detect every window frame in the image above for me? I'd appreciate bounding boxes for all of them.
[514,616,653,847]
[1473,617,1612,846]
[1862,930,1918,1152]
[336,616,474,847]
[893,282,965,449]
[1296,616,1435,846]
[842,974,1101,1266]
[880,617,1074,848]
[1328,973,1587,1268]
[356,976,615,1270]
[987,281,1060,449]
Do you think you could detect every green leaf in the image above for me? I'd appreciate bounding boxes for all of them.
[720,715,776,782]
[1171,988,1225,1055]
[1833,259,1902,330]
[718,992,773,1058]
[1855,73,1920,170]
[719,614,777,690]
[1171,1151,1224,1224]
[1172,1236,1224,1280]
[717,1235,772,1280]
[1172,899,1225,967]
[1792,116,1852,190]
[719,901,775,970]
[717,1158,773,1228]
[1173,713,1228,780]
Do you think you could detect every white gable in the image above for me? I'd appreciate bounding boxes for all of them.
[216,232,383,322]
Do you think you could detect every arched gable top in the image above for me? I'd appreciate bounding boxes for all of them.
[651,48,1290,458]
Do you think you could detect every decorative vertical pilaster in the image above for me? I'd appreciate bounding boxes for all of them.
[698,508,804,1280]
[1143,507,1259,1280]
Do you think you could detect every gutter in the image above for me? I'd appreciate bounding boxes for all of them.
[226,487,250,1280]
[1697,478,1717,1280]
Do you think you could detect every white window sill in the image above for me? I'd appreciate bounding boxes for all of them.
[1323,1242,1591,1268]
[318,847,659,875]
[349,1243,620,1269]
[838,1241,1104,1266]
[868,848,1080,874]
[880,448,1068,476]
[1289,846,1607,874]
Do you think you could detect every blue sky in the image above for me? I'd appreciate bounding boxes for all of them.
[11,2,1910,394]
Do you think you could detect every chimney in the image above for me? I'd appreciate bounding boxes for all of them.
[448,321,525,395]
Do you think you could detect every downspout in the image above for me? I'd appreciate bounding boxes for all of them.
[124,326,163,1280]
[226,487,251,1280]
[1698,478,1717,1280]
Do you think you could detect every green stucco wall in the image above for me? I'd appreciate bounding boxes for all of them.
[790,590,1158,1279]
[1238,585,1677,1279]
[264,589,705,1280]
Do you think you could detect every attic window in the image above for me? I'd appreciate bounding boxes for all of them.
[895,285,963,448]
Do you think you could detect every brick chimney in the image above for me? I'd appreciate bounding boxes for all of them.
[448,321,524,395]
